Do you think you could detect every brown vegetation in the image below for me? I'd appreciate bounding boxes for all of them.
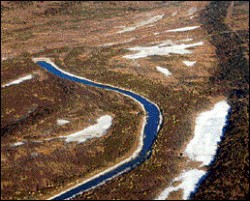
[1,1,248,200]
[1,56,143,200]
[191,1,249,200]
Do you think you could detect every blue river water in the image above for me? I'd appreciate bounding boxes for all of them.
[36,61,162,200]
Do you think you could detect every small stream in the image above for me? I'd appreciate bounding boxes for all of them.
[35,60,162,200]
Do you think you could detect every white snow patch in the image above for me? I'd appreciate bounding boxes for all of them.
[2,74,33,88]
[11,141,25,147]
[102,42,115,47]
[172,11,178,16]
[155,100,230,200]
[44,138,53,141]
[60,115,112,143]
[33,140,43,143]
[184,101,230,166]
[102,38,135,47]
[31,152,39,158]
[183,61,196,67]
[188,7,197,16]
[57,119,70,126]
[123,41,204,59]
[165,26,200,33]
[156,66,172,77]
[180,38,193,42]
[117,14,164,33]
[155,169,206,200]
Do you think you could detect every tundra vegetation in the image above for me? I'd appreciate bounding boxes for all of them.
[1,1,248,200]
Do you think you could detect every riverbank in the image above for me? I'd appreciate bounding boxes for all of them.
[33,58,161,200]
[1,57,145,200]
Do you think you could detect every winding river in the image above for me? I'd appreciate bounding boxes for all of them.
[34,59,162,200]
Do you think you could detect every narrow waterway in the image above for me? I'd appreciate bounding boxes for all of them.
[34,59,162,200]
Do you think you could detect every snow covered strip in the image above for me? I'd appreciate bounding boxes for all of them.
[101,38,135,47]
[185,101,230,166]
[171,11,178,17]
[165,26,200,33]
[11,141,25,147]
[57,119,70,126]
[123,41,204,59]
[155,169,207,200]
[2,74,33,88]
[156,66,172,77]
[188,7,197,16]
[117,14,164,33]
[60,115,112,144]
[155,100,230,200]
[183,61,196,67]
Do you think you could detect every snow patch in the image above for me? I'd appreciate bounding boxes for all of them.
[2,74,33,88]
[156,66,172,77]
[123,41,204,59]
[57,119,70,126]
[171,11,178,16]
[184,101,230,166]
[117,14,164,33]
[188,7,197,16]
[102,42,115,47]
[155,169,206,200]
[31,152,39,158]
[155,100,230,200]
[60,115,112,143]
[183,61,196,67]
[180,38,193,42]
[165,26,200,33]
[11,141,25,147]
[102,38,135,47]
